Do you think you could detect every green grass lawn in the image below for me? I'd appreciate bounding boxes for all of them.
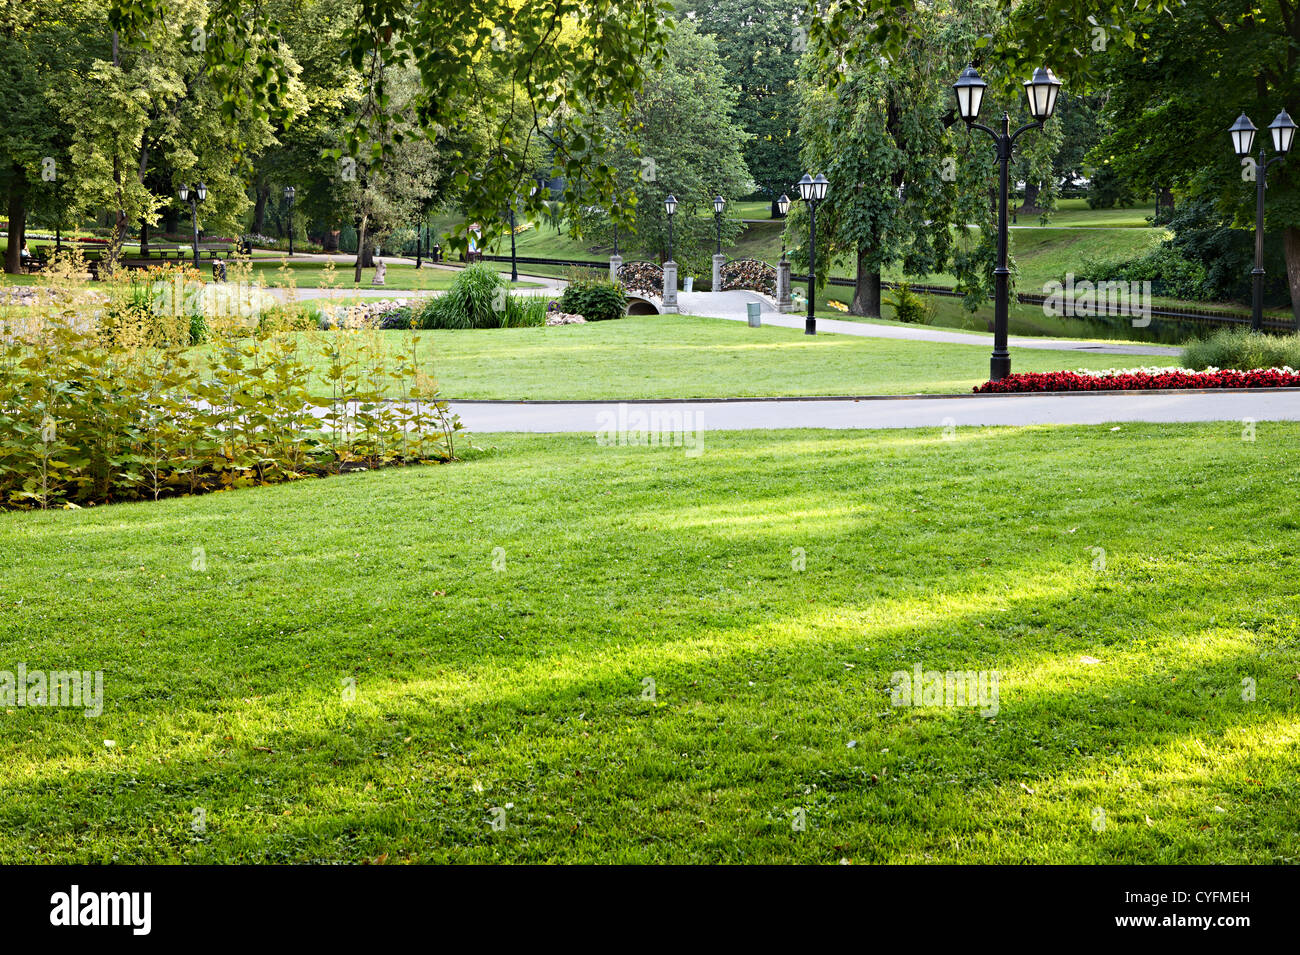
[2,425,1298,863]
[268,315,1176,400]
[1010,197,1158,228]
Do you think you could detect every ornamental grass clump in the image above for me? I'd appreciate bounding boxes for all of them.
[415,264,548,329]
[0,274,461,510]
[1181,327,1300,371]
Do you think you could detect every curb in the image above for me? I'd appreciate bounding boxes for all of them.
[444,387,1300,405]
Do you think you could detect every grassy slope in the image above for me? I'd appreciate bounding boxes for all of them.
[1,426,1297,863]
[271,315,1175,400]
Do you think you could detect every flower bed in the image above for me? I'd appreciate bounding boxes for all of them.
[975,367,1300,393]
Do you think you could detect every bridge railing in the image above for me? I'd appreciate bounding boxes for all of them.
[616,261,664,297]
[721,259,777,296]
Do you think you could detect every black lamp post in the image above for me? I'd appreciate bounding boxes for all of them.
[178,181,207,269]
[1231,109,1296,331]
[664,194,677,262]
[612,210,620,257]
[954,65,1061,380]
[777,193,791,258]
[713,195,726,255]
[796,173,828,335]
[283,185,296,256]
[508,202,518,283]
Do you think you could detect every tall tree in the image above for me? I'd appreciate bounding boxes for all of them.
[50,0,299,270]
[790,0,1002,317]
[1093,0,1300,319]
[0,0,106,273]
[680,0,802,217]
[577,19,753,274]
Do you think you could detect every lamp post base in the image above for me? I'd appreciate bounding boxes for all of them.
[990,354,1011,382]
[805,317,816,336]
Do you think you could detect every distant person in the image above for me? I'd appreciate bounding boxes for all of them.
[19,241,32,266]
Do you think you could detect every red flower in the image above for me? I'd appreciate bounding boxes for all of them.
[973,369,1300,393]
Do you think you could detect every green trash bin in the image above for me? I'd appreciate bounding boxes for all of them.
[747,302,761,328]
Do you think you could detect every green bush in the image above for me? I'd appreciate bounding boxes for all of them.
[1086,167,1137,209]
[883,282,936,324]
[1074,244,1211,301]
[1181,327,1300,371]
[338,225,358,254]
[559,278,626,322]
[0,297,461,509]
[101,265,207,347]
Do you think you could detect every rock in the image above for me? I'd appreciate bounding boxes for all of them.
[545,312,586,326]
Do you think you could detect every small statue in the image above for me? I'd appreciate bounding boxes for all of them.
[372,259,386,285]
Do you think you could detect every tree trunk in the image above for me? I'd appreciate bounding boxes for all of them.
[1021,182,1043,216]
[354,214,368,283]
[771,197,780,219]
[139,220,149,258]
[1159,186,1175,215]
[4,177,26,274]
[1285,225,1300,328]
[253,185,269,235]
[849,248,881,318]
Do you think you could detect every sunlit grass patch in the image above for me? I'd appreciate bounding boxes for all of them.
[1,425,1297,863]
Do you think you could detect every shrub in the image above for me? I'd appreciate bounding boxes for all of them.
[338,225,359,254]
[502,295,549,328]
[1073,245,1211,302]
[1181,327,1300,371]
[883,282,936,324]
[1085,167,1137,209]
[1163,198,1290,306]
[0,294,461,509]
[559,278,626,322]
[101,263,208,347]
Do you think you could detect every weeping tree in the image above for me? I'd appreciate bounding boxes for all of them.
[789,0,1000,317]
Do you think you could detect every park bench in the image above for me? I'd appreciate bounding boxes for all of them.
[136,242,186,260]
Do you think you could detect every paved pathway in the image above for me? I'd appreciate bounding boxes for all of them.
[674,290,1182,357]
[448,391,1300,433]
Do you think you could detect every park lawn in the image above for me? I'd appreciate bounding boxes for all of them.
[1008,198,1159,228]
[1,425,1298,863]
[275,314,1177,400]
